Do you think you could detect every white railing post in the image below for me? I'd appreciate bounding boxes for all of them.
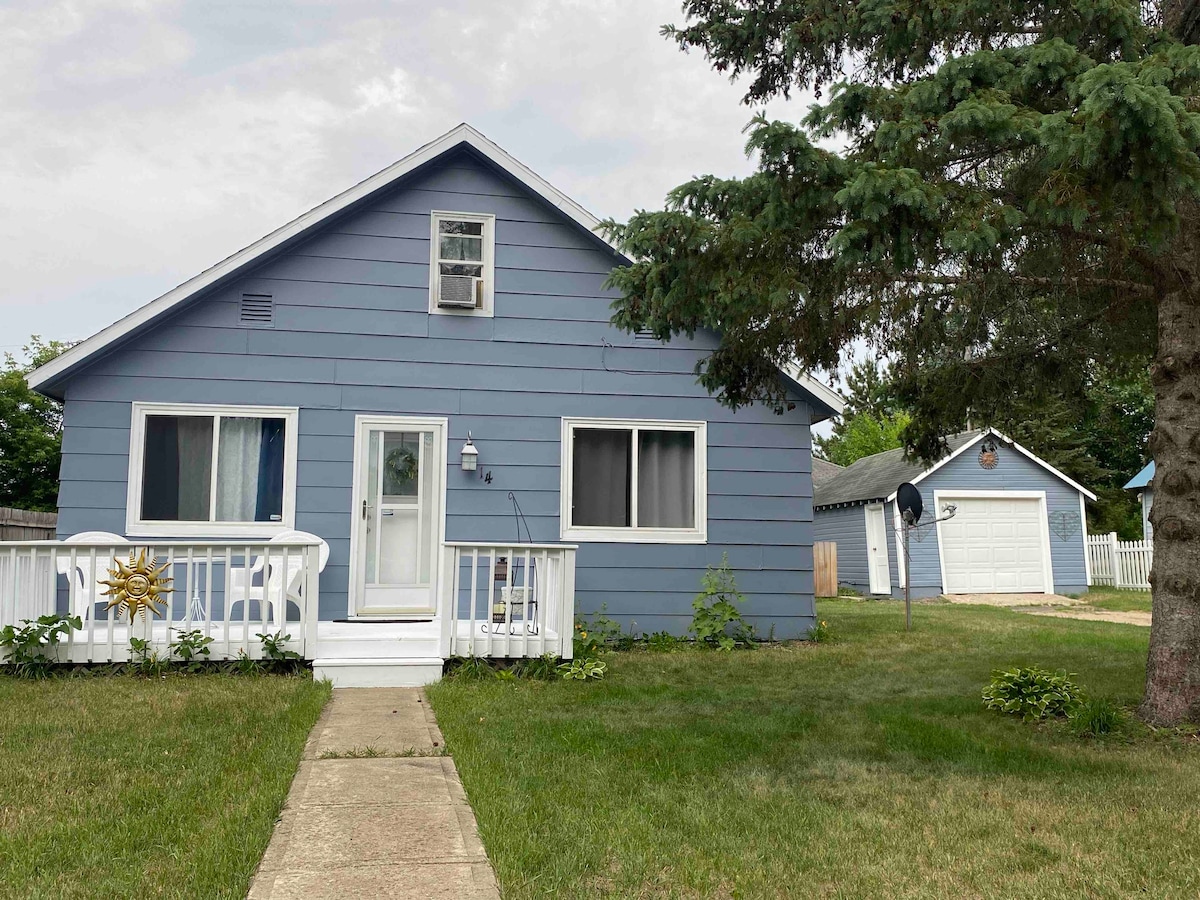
[303,543,320,659]
[440,546,456,659]
[561,548,576,659]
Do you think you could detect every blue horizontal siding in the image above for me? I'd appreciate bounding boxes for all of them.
[55,149,817,635]
[813,505,870,591]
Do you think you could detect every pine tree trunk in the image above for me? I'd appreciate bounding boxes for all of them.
[1139,245,1200,725]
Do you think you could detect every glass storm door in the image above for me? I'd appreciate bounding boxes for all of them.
[353,419,443,616]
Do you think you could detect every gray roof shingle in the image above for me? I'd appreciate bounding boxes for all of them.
[813,431,982,507]
[811,456,843,487]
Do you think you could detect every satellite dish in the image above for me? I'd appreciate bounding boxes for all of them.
[897,482,923,524]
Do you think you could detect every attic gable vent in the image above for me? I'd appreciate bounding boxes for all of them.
[239,293,274,327]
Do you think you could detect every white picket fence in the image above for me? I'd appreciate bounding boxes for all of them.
[1087,532,1152,591]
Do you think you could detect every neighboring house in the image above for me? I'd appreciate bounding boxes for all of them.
[23,124,843,685]
[813,429,1095,597]
[1125,461,1154,540]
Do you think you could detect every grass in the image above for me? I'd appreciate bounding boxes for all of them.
[1079,587,1153,613]
[0,673,329,900]
[429,600,1200,899]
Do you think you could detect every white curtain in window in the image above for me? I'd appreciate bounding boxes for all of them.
[216,418,262,521]
[637,431,694,528]
[176,418,214,521]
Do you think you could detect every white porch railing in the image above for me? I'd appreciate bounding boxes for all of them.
[442,542,575,660]
[0,539,321,663]
[1087,532,1153,591]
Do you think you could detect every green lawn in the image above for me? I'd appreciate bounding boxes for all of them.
[0,674,329,900]
[1079,587,1154,613]
[429,600,1200,899]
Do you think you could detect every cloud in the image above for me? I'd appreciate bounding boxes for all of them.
[0,0,811,350]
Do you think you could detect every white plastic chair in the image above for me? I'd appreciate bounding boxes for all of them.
[227,531,329,626]
[56,532,129,620]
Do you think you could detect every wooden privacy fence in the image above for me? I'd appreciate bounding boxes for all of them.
[0,507,56,541]
[1087,532,1152,591]
[814,541,838,598]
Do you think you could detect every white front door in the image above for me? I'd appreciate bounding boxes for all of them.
[938,495,1049,594]
[865,503,892,595]
[351,417,445,616]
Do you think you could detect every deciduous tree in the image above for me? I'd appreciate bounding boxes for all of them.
[0,338,70,512]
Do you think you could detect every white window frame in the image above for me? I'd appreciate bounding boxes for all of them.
[428,211,496,317]
[126,401,299,538]
[559,417,708,544]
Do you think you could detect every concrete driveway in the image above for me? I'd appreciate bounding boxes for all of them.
[943,593,1151,627]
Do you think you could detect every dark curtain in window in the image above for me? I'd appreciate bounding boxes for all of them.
[255,418,286,522]
[141,416,180,520]
[572,429,631,526]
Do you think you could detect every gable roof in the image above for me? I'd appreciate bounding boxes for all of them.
[1125,461,1154,490]
[27,124,843,418]
[813,427,1097,507]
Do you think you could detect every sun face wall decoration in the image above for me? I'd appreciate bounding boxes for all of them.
[99,550,174,620]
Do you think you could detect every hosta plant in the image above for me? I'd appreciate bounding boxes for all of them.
[982,666,1083,721]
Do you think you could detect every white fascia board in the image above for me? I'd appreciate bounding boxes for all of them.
[781,362,846,416]
[884,427,1098,502]
[28,124,625,393]
[28,122,839,408]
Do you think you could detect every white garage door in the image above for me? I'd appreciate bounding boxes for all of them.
[939,496,1048,594]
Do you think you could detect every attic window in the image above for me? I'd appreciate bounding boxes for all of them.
[429,211,495,317]
[240,293,274,327]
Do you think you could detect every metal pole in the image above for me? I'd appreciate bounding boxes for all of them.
[904,522,911,631]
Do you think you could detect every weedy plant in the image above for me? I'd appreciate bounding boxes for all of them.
[558,657,607,680]
[573,604,624,657]
[168,629,214,672]
[446,655,496,680]
[690,554,755,651]
[0,614,81,679]
[228,650,264,676]
[808,620,832,643]
[519,653,561,680]
[129,636,170,677]
[258,631,304,672]
[1070,696,1124,736]
[982,666,1083,721]
[645,630,682,652]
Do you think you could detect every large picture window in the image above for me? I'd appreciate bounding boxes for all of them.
[127,403,298,537]
[560,418,707,543]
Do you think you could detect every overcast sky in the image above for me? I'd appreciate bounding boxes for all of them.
[2,0,822,359]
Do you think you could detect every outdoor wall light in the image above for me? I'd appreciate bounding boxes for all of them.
[461,433,479,472]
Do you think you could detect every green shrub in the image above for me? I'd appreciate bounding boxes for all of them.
[690,554,755,651]
[0,614,80,679]
[558,657,607,680]
[1070,696,1124,736]
[982,666,1083,721]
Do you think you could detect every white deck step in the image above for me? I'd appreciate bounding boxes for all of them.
[312,657,445,687]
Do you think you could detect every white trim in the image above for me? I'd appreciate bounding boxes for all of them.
[347,415,449,618]
[125,402,299,538]
[933,489,1055,595]
[781,362,846,416]
[1080,493,1093,586]
[559,416,708,544]
[891,499,906,590]
[864,502,891,594]
[428,211,496,317]
[27,124,617,392]
[885,428,1097,502]
[28,123,844,421]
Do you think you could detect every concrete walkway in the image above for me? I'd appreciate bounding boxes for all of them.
[249,688,500,900]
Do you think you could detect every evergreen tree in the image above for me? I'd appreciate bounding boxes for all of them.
[608,2,1200,723]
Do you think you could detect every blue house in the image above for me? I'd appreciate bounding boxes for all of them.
[16,125,843,685]
[814,429,1095,598]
